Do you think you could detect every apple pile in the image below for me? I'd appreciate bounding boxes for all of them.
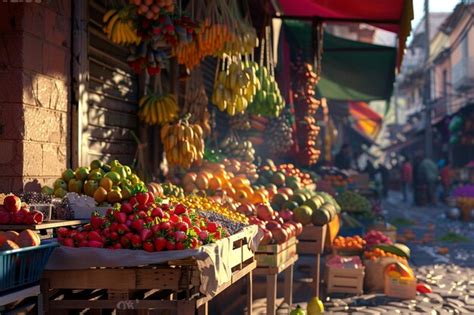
[248,203,303,245]
[0,195,44,225]
[57,192,229,251]
[364,230,393,249]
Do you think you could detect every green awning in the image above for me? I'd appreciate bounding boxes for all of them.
[283,20,397,101]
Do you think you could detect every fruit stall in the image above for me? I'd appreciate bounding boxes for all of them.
[0,0,415,313]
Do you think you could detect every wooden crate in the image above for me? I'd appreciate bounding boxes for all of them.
[297,225,327,255]
[326,266,364,295]
[41,234,256,315]
[325,215,341,248]
[256,237,297,268]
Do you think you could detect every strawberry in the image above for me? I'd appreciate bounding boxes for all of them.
[131,218,144,232]
[181,215,192,226]
[121,202,134,214]
[176,242,185,250]
[143,241,154,252]
[73,231,86,243]
[114,211,127,224]
[175,222,189,232]
[88,231,103,242]
[128,197,138,207]
[0,209,11,224]
[169,214,181,223]
[147,192,155,204]
[57,227,69,238]
[151,224,161,235]
[193,226,201,235]
[199,230,209,241]
[136,192,149,205]
[117,224,129,235]
[109,222,118,232]
[174,231,187,242]
[120,235,131,248]
[166,240,176,251]
[174,204,187,215]
[140,228,152,241]
[61,238,74,247]
[154,237,167,251]
[91,213,104,230]
[112,243,123,249]
[110,231,119,241]
[151,208,164,218]
[78,240,89,247]
[207,222,218,233]
[130,234,142,248]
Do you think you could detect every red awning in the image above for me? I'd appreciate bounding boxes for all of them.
[349,101,383,139]
[275,0,413,69]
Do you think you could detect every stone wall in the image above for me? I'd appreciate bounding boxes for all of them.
[0,0,71,193]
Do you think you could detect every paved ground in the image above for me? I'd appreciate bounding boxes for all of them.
[213,190,474,314]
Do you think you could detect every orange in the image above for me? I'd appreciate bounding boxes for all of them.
[208,177,222,191]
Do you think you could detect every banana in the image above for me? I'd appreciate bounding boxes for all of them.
[103,9,117,24]
[106,13,119,37]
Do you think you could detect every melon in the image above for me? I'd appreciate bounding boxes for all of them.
[312,209,331,226]
[293,205,313,225]
[16,230,41,248]
[1,239,20,250]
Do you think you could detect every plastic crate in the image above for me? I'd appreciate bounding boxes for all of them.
[0,241,58,292]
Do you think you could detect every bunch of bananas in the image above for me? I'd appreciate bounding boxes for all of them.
[219,136,255,162]
[138,93,179,125]
[103,9,140,46]
[247,63,285,117]
[161,120,205,168]
[211,60,260,116]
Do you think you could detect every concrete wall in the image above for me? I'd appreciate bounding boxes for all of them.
[0,0,71,193]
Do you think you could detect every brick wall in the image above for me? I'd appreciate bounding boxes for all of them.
[0,0,71,193]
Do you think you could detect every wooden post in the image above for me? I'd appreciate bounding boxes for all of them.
[197,302,208,315]
[266,274,277,315]
[314,254,321,298]
[247,270,253,315]
[284,264,294,306]
[177,301,195,315]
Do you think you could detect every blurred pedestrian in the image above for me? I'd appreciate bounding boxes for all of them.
[417,157,439,205]
[335,144,352,170]
[380,164,389,198]
[401,156,413,202]
[440,159,452,202]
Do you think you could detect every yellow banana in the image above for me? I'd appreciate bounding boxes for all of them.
[103,9,116,23]
[155,98,163,124]
[106,13,120,37]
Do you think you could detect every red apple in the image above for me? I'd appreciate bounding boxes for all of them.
[283,223,296,238]
[265,220,281,230]
[260,228,273,245]
[256,203,274,221]
[237,203,254,216]
[280,209,293,222]
[248,216,262,225]
[291,221,303,236]
[4,195,21,213]
[272,228,289,244]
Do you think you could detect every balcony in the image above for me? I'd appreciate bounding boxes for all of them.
[452,57,474,91]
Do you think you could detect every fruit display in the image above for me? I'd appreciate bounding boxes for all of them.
[364,230,393,249]
[174,1,257,69]
[364,248,408,264]
[219,136,255,162]
[44,160,145,205]
[131,0,175,18]
[160,119,205,168]
[0,229,41,250]
[265,115,294,156]
[332,235,366,251]
[336,190,372,213]
[211,59,260,116]
[103,8,141,46]
[223,159,258,183]
[247,203,303,245]
[168,194,249,226]
[0,195,44,225]
[161,182,184,198]
[138,93,179,125]
[276,164,315,187]
[57,194,232,251]
[247,62,285,117]
[373,243,410,259]
[229,114,251,131]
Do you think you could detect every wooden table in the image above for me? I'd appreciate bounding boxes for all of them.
[254,237,298,315]
[0,285,40,312]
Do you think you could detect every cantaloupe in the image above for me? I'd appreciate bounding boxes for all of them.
[16,230,40,248]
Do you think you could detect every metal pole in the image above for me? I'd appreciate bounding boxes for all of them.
[424,0,433,158]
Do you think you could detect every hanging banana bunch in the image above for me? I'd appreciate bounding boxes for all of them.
[138,93,179,125]
[103,8,141,46]
[161,117,205,169]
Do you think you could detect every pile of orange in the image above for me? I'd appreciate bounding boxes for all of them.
[277,164,314,186]
[364,248,408,263]
[333,235,366,250]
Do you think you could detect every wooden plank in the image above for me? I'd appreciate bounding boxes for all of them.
[43,269,136,290]
[254,254,298,275]
[247,270,253,315]
[298,225,326,241]
[256,237,297,254]
[0,285,40,306]
[283,265,293,306]
[49,299,179,310]
[86,106,138,130]
[0,220,87,231]
[136,268,200,290]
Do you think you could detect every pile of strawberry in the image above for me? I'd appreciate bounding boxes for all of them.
[57,192,229,251]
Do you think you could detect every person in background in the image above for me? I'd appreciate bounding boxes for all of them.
[418,157,439,205]
[412,154,423,205]
[335,144,352,170]
[440,159,452,202]
[401,156,413,202]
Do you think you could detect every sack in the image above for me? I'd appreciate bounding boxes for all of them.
[363,257,399,292]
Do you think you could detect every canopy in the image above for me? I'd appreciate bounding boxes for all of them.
[349,101,383,139]
[275,0,413,68]
[283,20,397,101]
